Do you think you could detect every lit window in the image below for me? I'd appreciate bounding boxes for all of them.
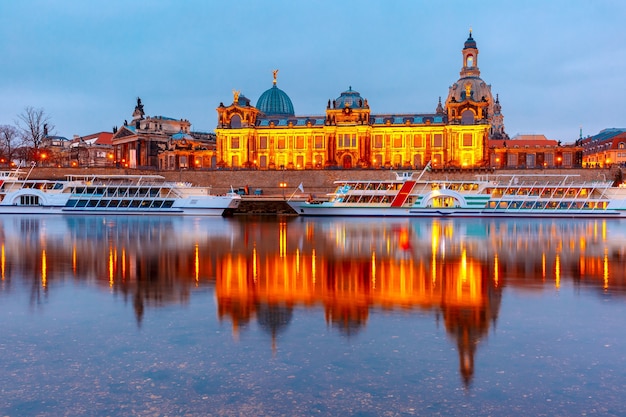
[433,134,443,148]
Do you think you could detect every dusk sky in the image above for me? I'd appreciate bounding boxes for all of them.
[1,0,624,142]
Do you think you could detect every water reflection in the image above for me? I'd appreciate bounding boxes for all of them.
[1,215,626,386]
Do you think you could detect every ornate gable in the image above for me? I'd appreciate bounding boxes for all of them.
[112,126,136,140]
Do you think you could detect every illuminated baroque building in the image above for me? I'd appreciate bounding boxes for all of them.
[215,32,507,170]
[111,98,217,169]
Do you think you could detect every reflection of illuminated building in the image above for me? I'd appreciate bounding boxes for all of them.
[0,215,239,324]
[3,215,626,385]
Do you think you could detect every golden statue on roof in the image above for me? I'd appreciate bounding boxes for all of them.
[232,89,240,103]
[272,69,278,85]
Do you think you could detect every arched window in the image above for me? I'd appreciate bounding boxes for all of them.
[461,109,474,125]
[466,55,474,68]
[230,114,242,128]
[619,142,625,149]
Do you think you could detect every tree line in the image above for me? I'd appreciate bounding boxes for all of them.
[0,106,54,166]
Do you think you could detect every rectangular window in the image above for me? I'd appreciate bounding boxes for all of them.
[563,153,572,166]
[231,137,240,149]
[259,136,268,149]
[413,135,423,148]
[463,133,473,147]
[433,134,443,148]
[314,136,324,149]
[295,136,305,149]
[393,135,403,148]
[507,153,517,167]
[338,133,356,148]
[296,155,304,168]
[374,134,383,149]
[277,137,286,149]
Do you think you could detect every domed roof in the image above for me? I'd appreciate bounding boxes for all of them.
[447,77,493,104]
[464,31,477,50]
[334,87,366,109]
[256,85,294,116]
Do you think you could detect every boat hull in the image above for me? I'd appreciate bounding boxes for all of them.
[288,202,626,218]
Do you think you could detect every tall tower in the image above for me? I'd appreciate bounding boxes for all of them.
[446,31,506,139]
[460,30,480,78]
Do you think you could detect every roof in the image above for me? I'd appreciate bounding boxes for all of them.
[587,128,626,143]
[464,31,477,50]
[256,84,295,116]
[81,132,113,145]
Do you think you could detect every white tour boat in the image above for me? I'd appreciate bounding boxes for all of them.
[0,170,240,216]
[288,170,626,218]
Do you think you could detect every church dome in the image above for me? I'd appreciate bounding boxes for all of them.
[256,85,295,116]
[447,77,493,104]
[334,87,366,108]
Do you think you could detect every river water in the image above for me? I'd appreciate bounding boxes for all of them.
[1,215,625,416]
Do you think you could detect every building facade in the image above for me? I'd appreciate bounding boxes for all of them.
[111,98,194,168]
[215,32,507,170]
[489,134,582,169]
[580,128,626,168]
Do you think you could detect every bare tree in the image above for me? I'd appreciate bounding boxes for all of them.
[16,106,55,152]
[0,124,22,166]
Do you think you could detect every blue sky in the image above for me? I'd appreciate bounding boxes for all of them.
[1,0,624,142]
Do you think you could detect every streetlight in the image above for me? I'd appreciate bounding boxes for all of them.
[279,181,287,199]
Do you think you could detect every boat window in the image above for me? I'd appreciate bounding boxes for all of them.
[76,200,88,207]
[97,200,108,207]
[130,200,141,208]
[87,200,98,207]
[150,200,163,208]
[108,200,120,208]
[19,195,40,206]
[65,199,78,208]
[162,200,174,208]
[119,200,130,208]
